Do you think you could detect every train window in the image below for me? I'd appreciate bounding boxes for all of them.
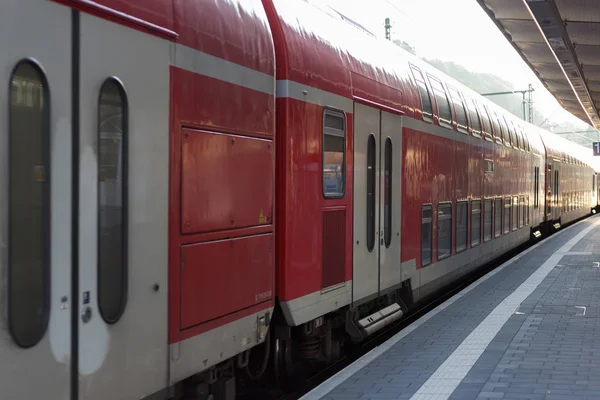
[484,199,492,242]
[534,166,539,208]
[521,129,531,153]
[421,205,433,266]
[513,123,523,150]
[438,202,452,259]
[512,196,518,231]
[8,60,50,347]
[410,66,433,122]
[504,197,510,234]
[554,170,559,204]
[448,86,468,133]
[494,198,502,238]
[490,110,502,144]
[519,196,525,228]
[456,201,468,252]
[593,175,596,194]
[506,119,516,148]
[499,116,510,147]
[323,109,346,198]
[471,200,481,246]
[427,75,452,127]
[467,98,482,138]
[479,103,494,142]
[98,77,128,324]
[384,138,392,248]
[366,134,376,252]
[526,196,530,225]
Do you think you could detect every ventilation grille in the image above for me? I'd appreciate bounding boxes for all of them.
[322,209,346,289]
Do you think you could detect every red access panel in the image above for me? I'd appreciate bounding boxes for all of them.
[180,128,273,234]
[179,233,274,329]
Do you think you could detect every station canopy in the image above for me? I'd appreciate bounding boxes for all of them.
[478,0,600,130]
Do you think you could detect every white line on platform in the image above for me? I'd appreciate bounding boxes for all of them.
[300,216,597,400]
[409,218,600,400]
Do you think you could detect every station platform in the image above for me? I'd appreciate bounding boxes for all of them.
[302,215,600,400]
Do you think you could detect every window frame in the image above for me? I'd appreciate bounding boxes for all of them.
[512,196,518,231]
[504,197,511,234]
[479,102,493,142]
[97,76,129,325]
[410,65,433,123]
[467,98,482,138]
[471,199,482,247]
[437,202,453,260]
[456,200,468,253]
[8,58,51,348]
[447,86,469,134]
[384,137,393,248]
[484,198,493,242]
[427,74,452,128]
[494,197,502,238]
[366,133,376,252]
[421,204,433,267]
[322,107,347,199]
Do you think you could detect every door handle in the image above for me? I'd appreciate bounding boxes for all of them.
[81,306,92,323]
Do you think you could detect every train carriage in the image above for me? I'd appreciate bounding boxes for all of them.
[0,0,275,399]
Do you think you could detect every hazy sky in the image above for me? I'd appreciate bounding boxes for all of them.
[321,0,595,135]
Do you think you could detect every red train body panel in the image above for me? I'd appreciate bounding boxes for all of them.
[167,0,276,346]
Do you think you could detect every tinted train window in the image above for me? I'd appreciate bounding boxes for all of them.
[471,200,481,246]
[9,61,50,347]
[448,86,468,133]
[519,196,524,227]
[467,99,482,137]
[438,203,452,259]
[499,116,510,147]
[479,103,493,141]
[323,109,346,197]
[494,198,502,237]
[456,201,468,252]
[484,199,492,242]
[506,118,516,148]
[491,110,504,144]
[504,197,510,234]
[428,75,452,126]
[512,196,518,231]
[366,134,376,252]
[384,138,392,248]
[98,78,128,324]
[534,166,539,208]
[421,205,433,266]
[411,66,433,122]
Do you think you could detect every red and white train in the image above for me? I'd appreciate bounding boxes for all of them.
[1,0,598,399]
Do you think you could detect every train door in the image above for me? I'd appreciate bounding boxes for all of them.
[77,11,169,400]
[0,1,72,399]
[352,103,402,305]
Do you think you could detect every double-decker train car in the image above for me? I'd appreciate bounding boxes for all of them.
[0,0,597,399]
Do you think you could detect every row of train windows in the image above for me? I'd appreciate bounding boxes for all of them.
[421,196,529,266]
[563,191,590,212]
[8,60,128,348]
[410,64,532,152]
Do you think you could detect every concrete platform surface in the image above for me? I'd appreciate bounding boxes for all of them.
[302,215,600,400]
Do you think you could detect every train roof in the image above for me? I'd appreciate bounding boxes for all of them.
[268,0,595,170]
[93,0,275,75]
